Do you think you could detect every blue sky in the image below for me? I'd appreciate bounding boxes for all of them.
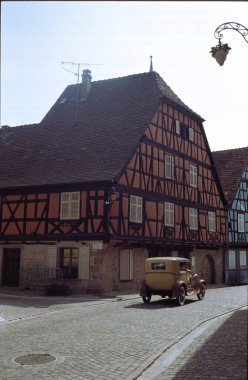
[1,1,248,151]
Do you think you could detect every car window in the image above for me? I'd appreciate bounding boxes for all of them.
[151,263,166,270]
[179,262,186,271]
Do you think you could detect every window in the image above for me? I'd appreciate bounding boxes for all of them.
[151,263,166,270]
[191,255,195,269]
[60,192,80,220]
[164,202,174,227]
[189,165,197,188]
[120,249,133,280]
[189,128,194,142]
[175,120,180,134]
[208,211,216,232]
[165,155,174,179]
[228,251,236,269]
[238,214,245,232]
[130,195,143,223]
[189,208,198,230]
[240,251,247,267]
[60,248,79,279]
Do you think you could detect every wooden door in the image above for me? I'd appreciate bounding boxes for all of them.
[2,248,21,286]
[201,255,215,284]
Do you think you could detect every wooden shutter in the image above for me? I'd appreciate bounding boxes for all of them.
[47,246,57,279]
[165,155,174,179]
[70,192,80,219]
[130,196,142,223]
[78,246,90,280]
[164,202,174,226]
[0,248,2,285]
[60,192,70,219]
[120,249,133,280]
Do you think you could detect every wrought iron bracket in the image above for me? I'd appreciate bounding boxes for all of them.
[214,22,248,43]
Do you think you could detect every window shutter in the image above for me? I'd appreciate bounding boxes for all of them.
[78,246,90,280]
[189,208,198,230]
[70,192,80,219]
[120,249,133,280]
[190,165,197,188]
[189,128,194,142]
[165,202,174,226]
[47,246,57,280]
[228,251,236,269]
[165,155,174,179]
[175,120,180,134]
[0,248,2,285]
[130,196,142,223]
[208,211,216,232]
[60,193,70,219]
[238,214,245,232]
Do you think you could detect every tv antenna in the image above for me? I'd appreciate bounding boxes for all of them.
[61,60,103,124]
[61,61,103,85]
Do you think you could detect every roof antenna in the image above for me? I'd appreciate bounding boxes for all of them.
[149,56,153,72]
[61,61,103,124]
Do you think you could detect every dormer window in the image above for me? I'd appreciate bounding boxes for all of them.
[59,98,67,104]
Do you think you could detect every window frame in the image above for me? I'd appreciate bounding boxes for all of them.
[208,211,216,232]
[129,195,143,224]
[60,191,80,220]
[189,208,198,230]
[164,202,175,227]
[60,247,79,279]
[189,127,194,142]
[175,120,180,135]
[238,213,245,232]
[189,164,197,188]
[165,154,174,180]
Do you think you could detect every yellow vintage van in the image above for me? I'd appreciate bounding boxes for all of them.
[140,257,206,306]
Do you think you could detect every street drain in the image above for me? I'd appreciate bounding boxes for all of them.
[14,353,56,366]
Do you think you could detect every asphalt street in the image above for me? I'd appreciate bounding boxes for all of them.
[0,285,247,380]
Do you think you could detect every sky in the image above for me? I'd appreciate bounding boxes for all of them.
[1,1,248,152]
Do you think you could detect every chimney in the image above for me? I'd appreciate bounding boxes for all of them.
[80,69,92,100]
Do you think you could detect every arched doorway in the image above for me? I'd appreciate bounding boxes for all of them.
[201,255,215,284]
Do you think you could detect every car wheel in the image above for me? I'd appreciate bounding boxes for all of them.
[197,284,206,300]
[142,294,151,303]
[177,286,186,306]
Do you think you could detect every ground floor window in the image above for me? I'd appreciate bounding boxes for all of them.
[60,248,79,279]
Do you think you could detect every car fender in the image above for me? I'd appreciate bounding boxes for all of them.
[172,281,186,298]
[140,280,150,297]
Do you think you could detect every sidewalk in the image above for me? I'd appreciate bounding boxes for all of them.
[153,306,248,380]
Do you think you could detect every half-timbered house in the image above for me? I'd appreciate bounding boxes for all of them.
[213,147,248,284]
[0,70,227,293]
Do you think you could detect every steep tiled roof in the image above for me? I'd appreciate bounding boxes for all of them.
[212,147,248,204]
[0,71,203,190]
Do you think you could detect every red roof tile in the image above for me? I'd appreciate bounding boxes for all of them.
[212,147,248,204]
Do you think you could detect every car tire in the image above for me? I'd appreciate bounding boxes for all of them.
[142,294,151,303]
[177,286,186,306]
[197,284,206,300]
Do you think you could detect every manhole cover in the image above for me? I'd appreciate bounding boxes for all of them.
[14,353,56,366]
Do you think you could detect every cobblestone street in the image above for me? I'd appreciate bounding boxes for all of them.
[0,285,247,379]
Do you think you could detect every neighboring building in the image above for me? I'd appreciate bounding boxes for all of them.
[213,147,248,284]
[0,70,227,293]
